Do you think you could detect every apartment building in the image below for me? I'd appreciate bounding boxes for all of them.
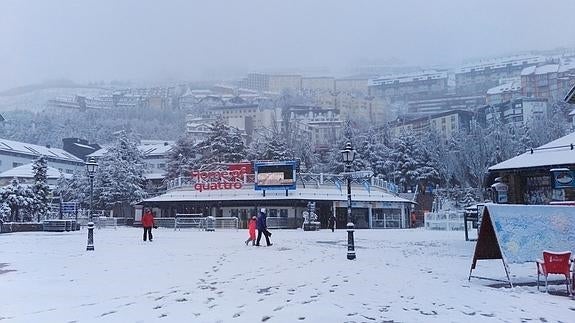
[407,95,485,114]
[283,105,342,151]
[368,70,449,102]
[521,62,575,101]
[455,55,547,95]
[301,77,335,92]
[486,81,522,105]
[389,110,473,140]
[478,98,549,126]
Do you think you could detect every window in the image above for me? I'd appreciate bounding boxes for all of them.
[12,162,23,167]
[66,169,73,174]
[280,209,288,218]
[158,163,166,169]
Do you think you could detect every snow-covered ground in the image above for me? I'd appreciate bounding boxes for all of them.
[1,228,573,322]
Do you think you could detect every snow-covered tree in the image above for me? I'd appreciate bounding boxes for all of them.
[165,136,196,179]
[93,131,146,217]
[0,178,34,222]
[388,131,420,192]
[194,118,247,168]
[31,156,51,222]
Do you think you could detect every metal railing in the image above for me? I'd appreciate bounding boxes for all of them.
[166,173,397,194]
[424,211,465,231]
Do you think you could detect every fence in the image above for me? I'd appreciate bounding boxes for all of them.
[266,217,294,229]
[424,211,465,231]
[175,214,205,230]
[95,216,117,229]
[151,215,240,231]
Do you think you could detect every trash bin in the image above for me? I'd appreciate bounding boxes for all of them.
[205,216,215,232]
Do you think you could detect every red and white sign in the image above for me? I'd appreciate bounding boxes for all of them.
[191,166,249,192]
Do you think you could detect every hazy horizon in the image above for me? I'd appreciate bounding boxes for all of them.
[1,0,574,91]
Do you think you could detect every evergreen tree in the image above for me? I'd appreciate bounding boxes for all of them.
[93,131,146,216]
[388,131,420,192]
[194,118,247,168]
[0,178,34,222]
[31,156,51,222]
[165,136,196,179]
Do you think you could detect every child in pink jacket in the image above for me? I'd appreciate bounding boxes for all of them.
[245,216,257,246]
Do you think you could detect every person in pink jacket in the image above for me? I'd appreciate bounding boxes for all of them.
[245,215,257,246]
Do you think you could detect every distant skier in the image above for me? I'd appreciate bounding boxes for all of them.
[142,208,155,242]
[255,208,272,246]
[245,215,257,246]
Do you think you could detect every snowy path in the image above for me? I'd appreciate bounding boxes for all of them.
[1,228,573,322]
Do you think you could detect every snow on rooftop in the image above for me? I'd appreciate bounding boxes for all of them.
[89,142,173,158]
[0,163,67,179]
[368,70,448,86]
[142,184,410,204]
[486,81,521,95]
[0,138,83,163]
[489,131,575,171]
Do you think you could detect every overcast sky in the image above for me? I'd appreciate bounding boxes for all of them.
[0,0,574,90]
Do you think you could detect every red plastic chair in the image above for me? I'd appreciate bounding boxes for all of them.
[536,251,572,295]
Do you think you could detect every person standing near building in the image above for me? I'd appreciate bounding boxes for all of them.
[142,208,155,242]
[256,208,272,246]
[245,215,257,246]
[410,211,417,228]
[328,213,336,232]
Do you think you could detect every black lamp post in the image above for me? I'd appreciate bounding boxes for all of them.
[85,157,98,251]
[341,141,356,260]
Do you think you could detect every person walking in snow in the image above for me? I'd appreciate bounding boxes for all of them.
[142,208,155,242]
[255,208,272,246]
[245,215,257,246]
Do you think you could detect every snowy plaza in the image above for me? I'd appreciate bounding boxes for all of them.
[1,227,574,323]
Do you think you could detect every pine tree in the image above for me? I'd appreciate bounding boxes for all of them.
[388,131,420,192]
[31,156,51,222]
[165,136,196,179]
[93,131,146,217]
[194,118,247,168]
[0,178,34,222]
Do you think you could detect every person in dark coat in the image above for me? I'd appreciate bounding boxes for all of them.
[255,208,272,246]
[142,208,155,242]
[328,213,336,232]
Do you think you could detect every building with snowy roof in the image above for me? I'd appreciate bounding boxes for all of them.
[486,81,521,105]
[521,62,575,101]
[488,131,575,205]
[0,138,84,175]
[0,163,70,186]
[368,70,449,101]
[88,141,174,180]
[455,55,547,96]
[138,170,414,230]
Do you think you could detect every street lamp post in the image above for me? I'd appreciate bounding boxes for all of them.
[341,141,356,260]
[85,157,98,251]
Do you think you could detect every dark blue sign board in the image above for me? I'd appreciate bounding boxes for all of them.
[551,168,575,189]
[254,161,297,191]
[61,202,77,213]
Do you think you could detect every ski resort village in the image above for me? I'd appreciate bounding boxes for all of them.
[2,1,575,322]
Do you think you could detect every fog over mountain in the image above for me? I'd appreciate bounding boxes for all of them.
[1,0,574,91]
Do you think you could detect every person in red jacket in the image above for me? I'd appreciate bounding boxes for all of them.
[142,208,155,242]
[245,215,257,246]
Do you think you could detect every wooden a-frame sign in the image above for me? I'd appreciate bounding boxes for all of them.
[468,205,512,286]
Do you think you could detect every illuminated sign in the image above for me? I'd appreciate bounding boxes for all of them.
[254,161,297,190]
